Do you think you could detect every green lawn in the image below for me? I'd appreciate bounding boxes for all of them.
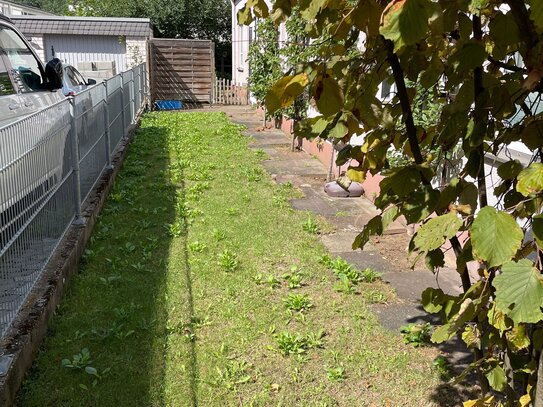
[17,112,447,406]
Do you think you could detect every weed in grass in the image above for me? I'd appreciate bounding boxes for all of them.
[121,242,136,254]
[100,274,122,287]
[272,194,288,208]
[212,360,253,390]
[325,366,346,382]
[213,229,227,241]
[274,332,308,356]
[282,266,303,289]
[61,348,92,370]
[400,323,432,347]
[188,241,208,253]
[165,221,185,237]
[334,275,356,294]
[243,167,264,182]
[361,268,383,283]
[363,288,389,303]
[113,307,129,321]
[254,149,268,160]
[226,207,241,216]
[302,216,320,234]
[283,294,312,313]
[253,274,281,288]
[218,249,239,272]
[274,330,325,356]
[433,356,452,380]
[131,262,147,272]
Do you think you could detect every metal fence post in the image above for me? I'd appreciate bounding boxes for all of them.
[139,65,144,111]
[131,70,136,122]
[120,73,126,137]
[69,98,84,224]
[103,81,112,169]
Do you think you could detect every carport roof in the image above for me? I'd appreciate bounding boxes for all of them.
[11,15,153,38]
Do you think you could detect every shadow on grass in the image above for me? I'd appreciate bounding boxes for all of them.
[14,120,198,406]
[405,305,479,406]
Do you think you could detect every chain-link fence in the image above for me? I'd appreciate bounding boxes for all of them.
[0,63,147,336]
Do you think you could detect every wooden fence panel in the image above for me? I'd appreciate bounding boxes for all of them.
[212,78,248,106]
[149,39,214,106]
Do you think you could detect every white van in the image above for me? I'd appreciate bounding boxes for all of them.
[0,13,66,250]
[0,13,64,127]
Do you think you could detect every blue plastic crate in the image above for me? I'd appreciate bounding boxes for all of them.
[154,100,183,110]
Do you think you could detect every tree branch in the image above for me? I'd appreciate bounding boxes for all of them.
[487,56,526,73]
[385,39,425,165]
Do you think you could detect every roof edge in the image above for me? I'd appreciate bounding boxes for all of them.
[10,15,151,24]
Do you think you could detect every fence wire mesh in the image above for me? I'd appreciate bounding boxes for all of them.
[0,63,147,336]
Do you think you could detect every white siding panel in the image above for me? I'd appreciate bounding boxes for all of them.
[44,35,127,73]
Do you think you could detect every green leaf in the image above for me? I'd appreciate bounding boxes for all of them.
[493,259,543,324]
[425,249,444,272]
[85,366,98,376]
[517,163,543,197]
[413,213,463,252]
[485,364,507,392]
[530,0,543,33]
[431,323,453,343]
[379,0,431,51]
[471,207,523,267]
[315,76,344,117]
[497,160,523,181]
[533,215,543,247]
[265,73,309,114]
[352,215,383,250]
[352,206,398,250]
[421,287,445,313]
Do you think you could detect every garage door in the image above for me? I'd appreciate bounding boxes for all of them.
[44,34,127,73]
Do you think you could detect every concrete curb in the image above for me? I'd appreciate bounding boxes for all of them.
[0,121,141,406]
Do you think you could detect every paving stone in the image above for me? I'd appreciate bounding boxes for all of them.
[263,159,327,177]
[290,198,337,217]
[332,250,392,273]
[320,232,374,253]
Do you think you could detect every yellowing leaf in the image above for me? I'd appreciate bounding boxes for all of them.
[471,207,523,267]
[237,6,253,25]
[506,325,530,351]
[463,396,496,407]
[265,73,309,114]
[517,163,543,197]
[380,0,432,51]
[493,259,543,324]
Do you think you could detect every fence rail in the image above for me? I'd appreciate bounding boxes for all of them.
[212,78,248,105]
[0,63,147,336]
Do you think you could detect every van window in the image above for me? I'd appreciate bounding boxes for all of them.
[0,55,14,96]
[0,25,44,93]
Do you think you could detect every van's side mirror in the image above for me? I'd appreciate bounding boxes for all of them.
[87,78,97,85]
[45,58,63,90]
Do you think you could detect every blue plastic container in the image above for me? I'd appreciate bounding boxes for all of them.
[155,100,183,110]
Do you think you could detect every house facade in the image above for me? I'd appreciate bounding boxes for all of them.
[0,0,54,16]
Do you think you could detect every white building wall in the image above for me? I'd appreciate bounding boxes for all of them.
[0,1,53,16]
[126,37,148,68]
